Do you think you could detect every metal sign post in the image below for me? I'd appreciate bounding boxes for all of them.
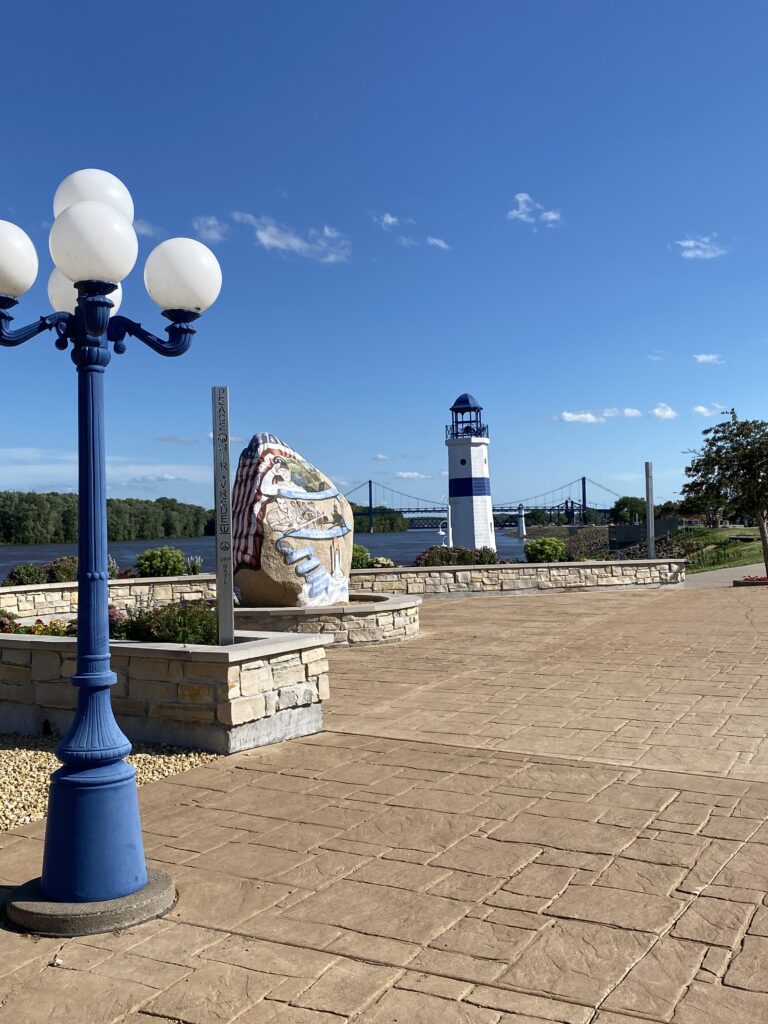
[211,386,235,645]
[645,461,656,560]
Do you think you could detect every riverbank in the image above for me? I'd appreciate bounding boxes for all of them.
[0,531,529,579]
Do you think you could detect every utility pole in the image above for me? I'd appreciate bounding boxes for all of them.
[645,461,655,559]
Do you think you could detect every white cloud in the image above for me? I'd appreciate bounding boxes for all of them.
[557,411,606,424]
[155,435,197,445]
[426,236,450,250]
[507,192,562,228]
[134,218,161,237]
[647,352,664,362]
[674,235,727,260]
[396,235,418,248]
[692,403,725,417]
[650,402,678,420]
[693,353,724,364]
[193,215,229,244]
[395,471,432,480]
[600,407,644,420]
[373,453,391,461]
[613,472,643,483]
[507,193,538,224]
[233,212,351,264]
[440,470,449,476]
[540,209,562,227]
[374,212,399,230]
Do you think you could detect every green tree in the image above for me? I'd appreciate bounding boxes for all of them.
[608,495,647,525]
[681,410,768,573]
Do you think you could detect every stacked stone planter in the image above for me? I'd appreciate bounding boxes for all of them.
[0,630,328,754]
[235,592,420,647]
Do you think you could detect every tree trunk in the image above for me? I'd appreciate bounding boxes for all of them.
[757,510,768,578]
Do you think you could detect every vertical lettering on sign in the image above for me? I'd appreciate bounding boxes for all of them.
[211,387,235,645]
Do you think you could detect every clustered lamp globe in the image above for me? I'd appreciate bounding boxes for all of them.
[53,168,134,223]
[144,237,222,313]
[0,220,38,298]
[49,200,138,285]
[48,267,122,317]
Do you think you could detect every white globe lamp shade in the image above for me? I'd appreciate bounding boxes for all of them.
[144,238,222,313]
[53,169,134,224]
[0,221,38,298]
[49,201,138,284]
[48,267,122,317]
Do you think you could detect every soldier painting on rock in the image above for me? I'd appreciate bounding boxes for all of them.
[232,433,354,607]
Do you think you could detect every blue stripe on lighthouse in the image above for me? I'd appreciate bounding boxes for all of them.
[449,478,491,497]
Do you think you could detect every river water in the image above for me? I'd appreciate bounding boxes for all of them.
[0,530,525,579]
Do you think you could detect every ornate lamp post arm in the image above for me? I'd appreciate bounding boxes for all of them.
[0,170,222,934]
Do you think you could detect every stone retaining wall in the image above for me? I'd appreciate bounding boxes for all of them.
[0,558,685,621]
[349,559,686,596]
[235,593,420,647]
[0,630,327,754]
[0,575,217,622]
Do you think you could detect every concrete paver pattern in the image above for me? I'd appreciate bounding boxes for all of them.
[2,587,768,1022]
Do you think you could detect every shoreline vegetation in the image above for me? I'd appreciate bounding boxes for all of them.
[0,491,213,545]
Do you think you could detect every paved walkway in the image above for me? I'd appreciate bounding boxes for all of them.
[3,587,768,1022]
[685,562,765,588]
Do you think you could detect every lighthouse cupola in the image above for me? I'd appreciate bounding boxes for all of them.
[448,393,487,440]
[445,392,496,552]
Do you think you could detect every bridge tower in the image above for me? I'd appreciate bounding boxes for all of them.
[445,393,496,552]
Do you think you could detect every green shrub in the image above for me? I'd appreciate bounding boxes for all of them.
[45,556,79,583]
[185,555,203,575]
[524,537,568,563]
[351,544,372,569]
[414,545,498,567]
[4,563,47,586]
[120,601,218,645]
[475,546,500,565]
[135,546,187,578]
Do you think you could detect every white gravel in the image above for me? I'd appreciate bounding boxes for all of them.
[0,734,219,832]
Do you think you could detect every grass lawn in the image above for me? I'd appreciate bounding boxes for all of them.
[684,527,765,574]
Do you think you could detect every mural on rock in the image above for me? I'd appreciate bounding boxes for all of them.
[232,433,353,607]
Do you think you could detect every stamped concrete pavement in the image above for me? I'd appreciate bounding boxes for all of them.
[2,587,768,1022]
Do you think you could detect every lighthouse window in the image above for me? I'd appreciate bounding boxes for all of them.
[460,458,467,466]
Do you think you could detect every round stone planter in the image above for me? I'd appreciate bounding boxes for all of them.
[733,579,768,587]
[234,592,421,647]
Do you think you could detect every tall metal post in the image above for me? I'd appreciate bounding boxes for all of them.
[40,286,146,903]
[645,461,656,559]
[368,479,374,533]
[212,387,235,645]
[447,500,453,547]
[581,476,588,524]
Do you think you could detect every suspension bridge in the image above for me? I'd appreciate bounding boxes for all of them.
[344,477,625,530]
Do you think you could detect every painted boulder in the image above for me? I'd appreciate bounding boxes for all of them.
[232,433,354,608]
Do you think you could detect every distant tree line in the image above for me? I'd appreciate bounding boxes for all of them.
[350,502,408,533]
[0,491,213,545]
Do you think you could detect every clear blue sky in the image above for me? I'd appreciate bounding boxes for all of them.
[2,0,766,509]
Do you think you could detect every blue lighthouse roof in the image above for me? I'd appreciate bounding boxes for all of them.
[451,393,482,412]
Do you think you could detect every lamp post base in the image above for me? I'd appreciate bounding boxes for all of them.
[5,868,175,937]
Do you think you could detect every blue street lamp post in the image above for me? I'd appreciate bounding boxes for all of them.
[0,170,221,934]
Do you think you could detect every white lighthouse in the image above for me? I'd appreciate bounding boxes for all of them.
[445,393,496,552]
